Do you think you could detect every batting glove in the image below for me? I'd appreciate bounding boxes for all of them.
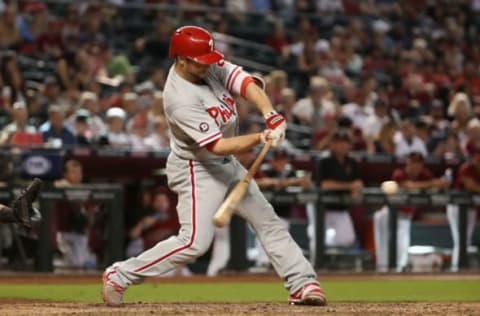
[264,111,286,146]
[260,129,282,147]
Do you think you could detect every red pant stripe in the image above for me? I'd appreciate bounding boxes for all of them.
[134,160,197,273]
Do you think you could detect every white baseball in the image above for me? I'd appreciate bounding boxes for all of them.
[381,180,399,195]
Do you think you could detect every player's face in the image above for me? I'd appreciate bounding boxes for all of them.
[184,58,211,81]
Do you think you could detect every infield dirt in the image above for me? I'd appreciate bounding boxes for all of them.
[1,300,480,315]
[0,273,479,315]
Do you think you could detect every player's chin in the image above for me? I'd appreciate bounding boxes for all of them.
[198,69,209,77]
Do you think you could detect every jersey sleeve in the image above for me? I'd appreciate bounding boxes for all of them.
[170,106,222,147]
[211,61,255,97]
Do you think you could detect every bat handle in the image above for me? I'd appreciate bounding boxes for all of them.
[245,141,272,181]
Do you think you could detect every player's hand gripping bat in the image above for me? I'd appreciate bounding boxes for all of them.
[213,141,272,227]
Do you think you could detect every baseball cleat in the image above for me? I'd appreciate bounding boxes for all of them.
[11,178,43,229]
[288,282,327,306]
[102,266,125,306]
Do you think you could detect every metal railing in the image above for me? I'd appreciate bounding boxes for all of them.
[259,188,476,270]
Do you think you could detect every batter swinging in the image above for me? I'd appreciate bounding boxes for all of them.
[102,26,326,306]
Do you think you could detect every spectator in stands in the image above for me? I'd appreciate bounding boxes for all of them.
[363,99,390,140]
[127,95,153,133]
[341,84,373,133]
[311,110,337,151]
[121,92,138,118]
[99,107,130,149]
[129,114,149,151]
[368,121,397,155]
[318,130,361,248]
[394,119,427,158]
[73,109,93,145]
[54,159,96,269]
[265,22,288,56]
[268,70,288,106]
[41,105,77,147]
[296,33,322,76]
[0,101,37,145]
[66,91,107,140]
[38,76,64,113]
[447,149,480,272]
[1,52,25,102]
[292,76,337,130]
[69,91,106,139]
[144,116,169,151]
[127,187,191,276]
[425,99,450,153]
[140,68,166,92]
[374,152,449,272]
[462,118,480,158]
[36,19,64,59]
[149,91,165,119]
[253,147,313,268]
[0,3,22,49]
[134,18,172,70]
[448,92,473,145]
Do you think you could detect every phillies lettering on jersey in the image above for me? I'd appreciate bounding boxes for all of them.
[206,94,237,126]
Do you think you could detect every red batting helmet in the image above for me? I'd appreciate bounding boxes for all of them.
[169,26,224,65]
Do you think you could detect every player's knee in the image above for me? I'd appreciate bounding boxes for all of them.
[178,229,213,256]
[190,238,211,256]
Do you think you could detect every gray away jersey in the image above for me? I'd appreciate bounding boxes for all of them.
[163,61,254,160]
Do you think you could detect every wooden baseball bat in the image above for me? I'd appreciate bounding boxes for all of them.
[213,141,272,227]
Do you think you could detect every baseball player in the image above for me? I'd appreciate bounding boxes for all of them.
[102,26,326,306]
[0,178,43,229]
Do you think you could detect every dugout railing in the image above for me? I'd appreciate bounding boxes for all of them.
[35,184,124,272]
[232,189,477,271]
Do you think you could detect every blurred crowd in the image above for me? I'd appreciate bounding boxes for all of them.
[0,0,477,161]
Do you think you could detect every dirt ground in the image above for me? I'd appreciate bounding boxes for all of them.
[0,273,479,315]
[1,301,479,316]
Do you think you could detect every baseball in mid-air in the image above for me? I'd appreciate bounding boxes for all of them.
[381,180,399,195]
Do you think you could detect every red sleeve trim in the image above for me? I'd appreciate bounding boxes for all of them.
[228,69,242,91]
[198,131,222,147]
[225,66,240,90]
[240,76,255,97]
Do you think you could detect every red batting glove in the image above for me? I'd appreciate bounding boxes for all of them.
[265,111,286,130]
[264,111,286,147]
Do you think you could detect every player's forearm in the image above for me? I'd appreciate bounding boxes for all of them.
[321,180,354,191]
[463,178,480,193]
[206,133,261,156]
[401,181,433,190]
[244,82,274,116]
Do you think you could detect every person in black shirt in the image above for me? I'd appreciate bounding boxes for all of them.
[317,130,362,247]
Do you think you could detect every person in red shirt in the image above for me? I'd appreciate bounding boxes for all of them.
[446,150,480,271]
[374,152,449,272]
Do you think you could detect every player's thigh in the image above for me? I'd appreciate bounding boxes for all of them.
[236,179,278,225]
[168,159,230,232]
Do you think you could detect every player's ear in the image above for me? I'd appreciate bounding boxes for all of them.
[176,56,187,67]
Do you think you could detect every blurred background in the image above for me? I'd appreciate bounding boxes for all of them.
[0,0,479,275]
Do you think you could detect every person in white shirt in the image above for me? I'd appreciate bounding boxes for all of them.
[66,91,107,139]
[394,119,428,158]
[341,86,373,132]
[363,99,390,139]
[101,107,130,149]
[292,76,337,129]
[144,116,169,151]
[0,101,37,145]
